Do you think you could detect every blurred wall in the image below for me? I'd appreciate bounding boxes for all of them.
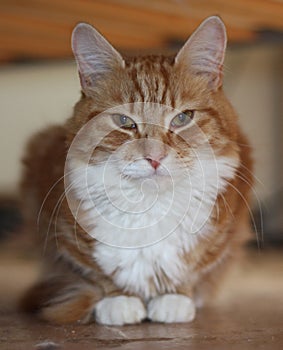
[225,45,282,204]
[0,62,80,195]
[0,45,282,203]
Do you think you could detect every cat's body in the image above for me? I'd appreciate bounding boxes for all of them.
[21,17,253,325]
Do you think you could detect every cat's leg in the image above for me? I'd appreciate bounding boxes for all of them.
[20,276,103,324]
[147,294,196,323]
[95,296,146,326]
[21,276,146,325]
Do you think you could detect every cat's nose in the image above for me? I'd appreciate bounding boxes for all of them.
[146,158,161,169]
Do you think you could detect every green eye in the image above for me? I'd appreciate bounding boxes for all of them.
[171,110,194,128]
[112,114,137,130]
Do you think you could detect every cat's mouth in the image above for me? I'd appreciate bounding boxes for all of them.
[121,159,172,179]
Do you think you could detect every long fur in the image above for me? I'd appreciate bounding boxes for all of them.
[20,17,253,325]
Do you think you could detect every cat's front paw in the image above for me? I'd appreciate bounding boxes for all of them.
[147,294,196,323]
[95,296,146,326]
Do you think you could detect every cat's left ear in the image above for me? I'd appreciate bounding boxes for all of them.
[72,23,125,94]
[175,16,227,90]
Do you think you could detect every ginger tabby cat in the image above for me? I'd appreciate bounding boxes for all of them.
[21,16,253,325]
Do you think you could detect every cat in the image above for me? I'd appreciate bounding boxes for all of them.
[20,16,253,325]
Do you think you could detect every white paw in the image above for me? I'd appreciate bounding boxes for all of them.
[147,294,196,323]
[95,296,146,326]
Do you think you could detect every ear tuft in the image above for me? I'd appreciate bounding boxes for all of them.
[71,23,125,93]
[175,16,227,89]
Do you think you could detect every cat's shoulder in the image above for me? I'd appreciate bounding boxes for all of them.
[22,124,67,201]
[23,124,66,164]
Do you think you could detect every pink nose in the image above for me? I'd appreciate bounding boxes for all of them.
[146,158,160,169]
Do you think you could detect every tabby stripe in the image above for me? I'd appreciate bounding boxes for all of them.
[160,64,170,105]
[131,67,145,102]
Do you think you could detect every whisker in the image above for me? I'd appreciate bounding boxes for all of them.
[227,182,262,251]
[89,158,120,166]
[233,172,264,244]
[43,177,81,255]
[219,192,235,221]
[37,160,118,227]
[215,200,220,222]
[234,172,254,188]
[238,161,265,188]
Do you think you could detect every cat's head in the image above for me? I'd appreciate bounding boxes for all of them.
[65,17,240,245]
[67,16,239,181]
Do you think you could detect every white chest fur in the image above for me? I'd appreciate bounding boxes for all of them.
[67,155,238,298]
[90,172,204,299]
[93,225,198,299]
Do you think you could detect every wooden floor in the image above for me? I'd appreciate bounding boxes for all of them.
[0,241,282,350]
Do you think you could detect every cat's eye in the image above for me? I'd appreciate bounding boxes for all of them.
[170,110,194,128]
[112,114,137,130]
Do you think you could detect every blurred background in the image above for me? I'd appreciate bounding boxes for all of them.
[1,3,283,347]
[0,0,283,246]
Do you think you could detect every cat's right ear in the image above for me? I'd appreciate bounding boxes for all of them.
[72,23,125,94]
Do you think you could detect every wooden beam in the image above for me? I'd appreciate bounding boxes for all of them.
[0,0,267,62]
[1,0,256,42]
